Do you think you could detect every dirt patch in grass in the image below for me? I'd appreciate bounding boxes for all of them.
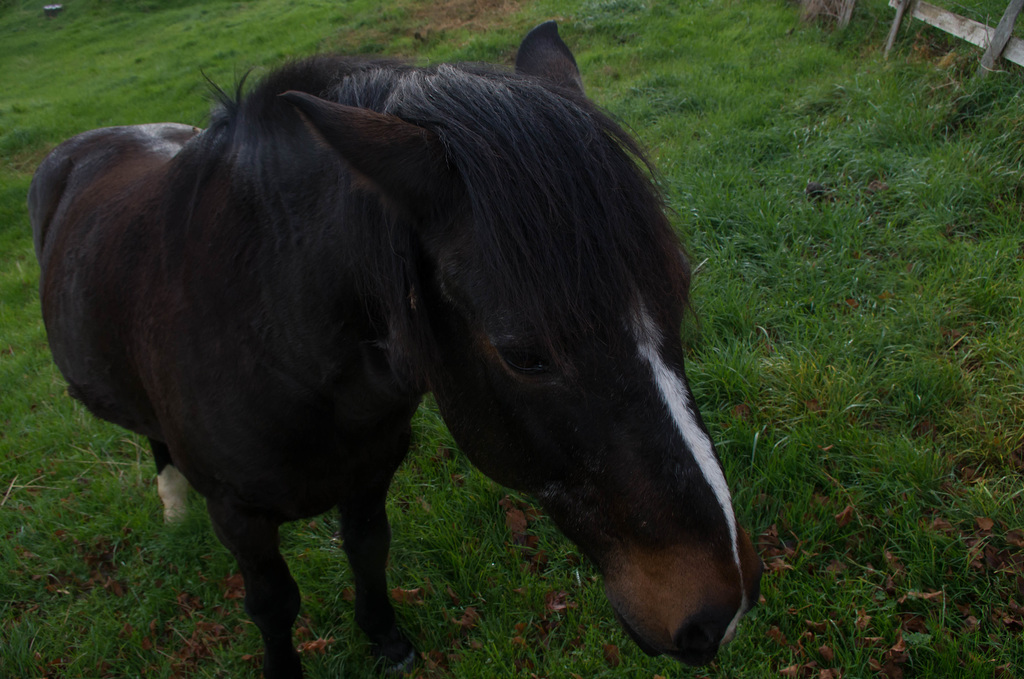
[4,147,54,174]
[410,0,524,34]
[322,0,527,58]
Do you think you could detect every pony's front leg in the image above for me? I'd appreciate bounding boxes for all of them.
[340,496,416,672]
[207,498,303,679]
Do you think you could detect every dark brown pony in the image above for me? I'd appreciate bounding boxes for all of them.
[29,22,761,678]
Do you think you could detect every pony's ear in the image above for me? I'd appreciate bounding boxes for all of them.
[279,90,456,218]
[515,21,584,95]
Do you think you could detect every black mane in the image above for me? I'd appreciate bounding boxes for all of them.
[212,55,689,367]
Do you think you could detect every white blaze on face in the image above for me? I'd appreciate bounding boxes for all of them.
[633,307,747,632]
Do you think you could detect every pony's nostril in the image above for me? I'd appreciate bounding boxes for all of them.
[674,605,733,656]
[675,619,717,653]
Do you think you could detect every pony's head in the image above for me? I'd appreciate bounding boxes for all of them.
[281,22,761,665]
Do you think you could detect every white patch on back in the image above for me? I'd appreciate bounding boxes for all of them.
[632,308,744,596]
[134,123,195,157]
[157,464,189,523]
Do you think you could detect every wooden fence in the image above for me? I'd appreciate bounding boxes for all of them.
[884,0,1024,74]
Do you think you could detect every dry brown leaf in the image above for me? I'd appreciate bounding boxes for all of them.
[544,590,577,613]
[222,572,245,600]
[296,638,334,655]
[391,587,425,605]
[602,643,620,667]
[453,606,480,631]
[805,619,827,634]
[767,626,788,646]
[505,508,527,536]
[899,589,944,604]
[834,505,854,528]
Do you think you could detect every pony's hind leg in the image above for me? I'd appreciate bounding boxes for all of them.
[150,438,188,522]
[340,495,416,673]
[207,497,303,679]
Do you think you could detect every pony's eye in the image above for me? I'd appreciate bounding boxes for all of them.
[500,349,550,375]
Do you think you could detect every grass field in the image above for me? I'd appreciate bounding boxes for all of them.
[2,0,1023,677]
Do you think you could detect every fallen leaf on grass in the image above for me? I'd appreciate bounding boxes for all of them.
[912,419,935,439]
[602,643,620,667]
[834,505,854,528]
[176,592,203,617]
[927,516,954,534]
[975,516,995,531]
[899,614,928,635]
[222,572,245,600]
[423,649,447,672]
[897,589,944,604]
[805,619,827,634]
[544,590,577,613]
[732,403,752,420]
[779,661,817,677]
[765,558,795,573]
[391,587,425,605]
[297,637,334,655]
[102,576,125,597]
[890,637,907,657]
[452,606,480,632]
[767,626,787,646]
[869,658,903,679]
[498,496,530,537]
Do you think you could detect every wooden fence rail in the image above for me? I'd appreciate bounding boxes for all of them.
[885,0,1024,73]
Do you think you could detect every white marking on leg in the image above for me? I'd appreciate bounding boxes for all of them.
[157,465,189,523]
[632,307,745,614]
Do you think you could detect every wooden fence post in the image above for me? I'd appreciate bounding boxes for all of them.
[839,0,856,29]
[978,0,1024,76]
[884,0,917,58]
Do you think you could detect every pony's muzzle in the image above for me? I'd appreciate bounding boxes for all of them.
[671,603,737,665]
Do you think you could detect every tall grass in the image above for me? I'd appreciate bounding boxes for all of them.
[2,1,1022,677]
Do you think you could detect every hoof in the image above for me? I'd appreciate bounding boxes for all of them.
[372,628,416,675]
[384,647,416,675]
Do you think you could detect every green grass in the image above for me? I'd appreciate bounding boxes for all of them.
[3,0,1023,677]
